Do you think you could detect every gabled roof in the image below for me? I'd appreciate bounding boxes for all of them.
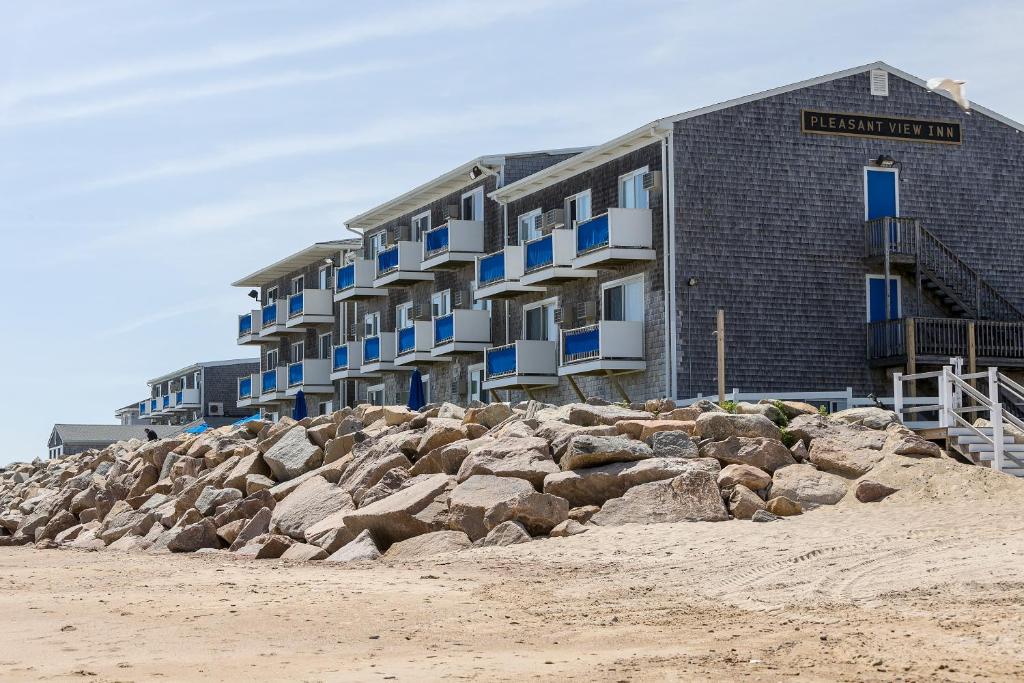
[231,239,361,287]
[490,61,1024,204]
[51,424,182,446]
[344,148,591,233]
[147,357,259,386]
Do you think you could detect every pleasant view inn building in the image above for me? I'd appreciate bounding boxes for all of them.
[232,62,1024,413]
[135,359,260,426]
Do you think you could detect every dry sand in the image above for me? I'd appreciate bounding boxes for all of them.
[2,459,1024,682]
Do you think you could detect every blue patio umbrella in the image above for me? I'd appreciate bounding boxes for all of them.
[407,368,426,411]
[292,390,308,420]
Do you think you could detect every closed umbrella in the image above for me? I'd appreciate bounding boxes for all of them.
[292,390,308,420]
[407,368,426,411]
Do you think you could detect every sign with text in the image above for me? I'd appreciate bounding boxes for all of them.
[801,110,962,145]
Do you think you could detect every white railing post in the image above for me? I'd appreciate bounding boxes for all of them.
[992,402,1005,473]
[844,387,854,410]
[988,366,1000,406]
[939,366,953,428]
[893,373,904,423]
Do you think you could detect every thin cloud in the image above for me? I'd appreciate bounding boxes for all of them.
[95,297,228,339]
[0,0,579,110]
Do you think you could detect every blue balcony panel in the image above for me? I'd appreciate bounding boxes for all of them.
[364,336,381,362]
[239,377,252,399]
[336,265,355,290]
[239,314,252,335]
[576,214,610,254]
[564,326,600,359]
[288,293,303,317]
[478,252,505,285]
[262,303,277,326]
[398,326,416,354]
[175,391,183,404]
[486,345,516,378]
[377,247,399,273]
[288,363,303,386]
[525,235,553,271]
[262,370,277,393]
[434,314,454,344]
[333,345,348,371]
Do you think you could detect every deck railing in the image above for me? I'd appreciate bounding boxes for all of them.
[478,251,505,285]
[424,225,450,257]
[561,324,600,364]
[485,343,516,379]
[524,234,553,272]
[377,246,399,275]
[868,317,1024,362]
[576,213,610,255]
[335,264,355,291]
[332,345,348,371]
[238,313,253,336]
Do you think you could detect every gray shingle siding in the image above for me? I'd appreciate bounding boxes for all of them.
[203,362,260,418]
[671,70,1024,398]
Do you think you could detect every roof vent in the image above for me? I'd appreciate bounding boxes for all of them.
[870,69,889,97]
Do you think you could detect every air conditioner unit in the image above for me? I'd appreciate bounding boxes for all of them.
[553,307,566,325]
[641,171,662,194]
[208,402,224,416]
[542,209,564,231]
[391,224,411,242]
[453,290,464,307]
[576,301,597,322]
[349,323,360,339]
[449,380,459,395]
[444,204,461,220]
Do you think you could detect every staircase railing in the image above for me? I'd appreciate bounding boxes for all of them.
[865,218,1024,321]
[998,372,1024,423]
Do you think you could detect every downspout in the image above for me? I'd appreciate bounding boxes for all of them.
[661,135,672,400]
[666,129,679,400]
[503,202,510,345]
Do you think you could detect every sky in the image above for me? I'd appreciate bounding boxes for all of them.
[1,0,1023,464]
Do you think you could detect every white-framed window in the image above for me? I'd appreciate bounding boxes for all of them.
[421,373,431,404]
[368,231,387,257]
[319,332,333,359]
[469,280,491,314]
[517,208,543,244]
[290,275,304,295]
[602,274,645,322]
[364,311,381,337]
[411,210,431,242]
[565,190,592,227]
[265,349,279,370]
[396,302,414,329]
[317,401,332,416]
[290,340,305,363]
[468,363,485,404]
[523,296,559,341]
[431,289,452,318]
[461,187,484,221]
[619,167,650,209]
[367,383,385,406]
[318,265,330,290]
[266,286,279,303]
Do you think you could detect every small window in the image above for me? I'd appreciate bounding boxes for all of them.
[602,275,644,322]
[364,312,380,337]
[523,297,558,341]
[266,286,279,303]
[367,383,385,406]
[318,266,330,290]
[431,290,452,318]
[566,190,592,227]
[517,209,543,244]
[461,187,484,221]
[290,340,305,363]
[319,332,333,360]
[396,302,414,329]
[469,280,491,314]
[317,401,331,416]
[619,167,650,209]
[291,275,304,295]
[368,231,387,258]
[266,349,279,369]
[468,364,484,403]
[411,211,431,242]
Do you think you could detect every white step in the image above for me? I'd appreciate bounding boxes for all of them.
[953,434,1017,445]
[966,443,1024,454]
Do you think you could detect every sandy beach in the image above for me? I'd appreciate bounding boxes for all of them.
[3,488,1023,682]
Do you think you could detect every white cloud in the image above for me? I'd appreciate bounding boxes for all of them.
[95,297,231,339]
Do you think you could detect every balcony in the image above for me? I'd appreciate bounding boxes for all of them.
[154,394,173,416]
[431,309,491,356]
[170,388,200,412]
[259,301,293,339]
[138,400,150,419]
[483,340,559,391]
[334,260,387,302]
[360,332,403,374]
[286,359,333,396]
[237,374,257,408]
[474,246,545,300]
[259,367,289,403]
[373,242,433,288]
[520,230,596,286]
[421,220,485,271]
[558,320,646,376]
[147,398,159,417]
[285,289,334,329]
[572,208,656,269]
[237,310,262,345]
[330,342,367,380]
[867,317,1024,368]
[395,322,450,366]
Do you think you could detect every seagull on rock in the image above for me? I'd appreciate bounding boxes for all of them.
[926,77,970,112]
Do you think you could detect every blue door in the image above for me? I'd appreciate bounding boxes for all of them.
[865,169,898,220]
[867,277,899,322]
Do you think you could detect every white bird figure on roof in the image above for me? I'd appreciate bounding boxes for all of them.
[926,77,970,112]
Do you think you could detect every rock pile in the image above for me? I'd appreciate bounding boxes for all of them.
[0,399,942,560]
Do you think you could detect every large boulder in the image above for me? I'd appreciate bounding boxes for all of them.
[808,436,886,477]
[617,420,694,441]
[700,437,796,473]
[269,476,354,540]
[694,413,782,442]
[733,401,785,425]
[464,403,513,429]
[410,440,471,476]
[359,468,412,507]
[228,507,272,551]
[647,431,699,459]
[568,404,653,427]
[728,484,766,520]
[263,427,324,481]
[590,470,728,525]
[559,434,652,470]
[480,520,532,547]
[338,436,414,504]
[194,487,243,516]
[855,479,899,503]
[831,407,899,430]
[448,475,535,541]
[224,454,272,492]
[542,457,718,508]
[342,473,453,549]
[766,496,802,516]
[770,464,848,508]
[324,529,381,563]
[99,502,156,544]
[417,419,466,455]
[717,464,772,492]
[482,490,570,536]
[166,519,219,553]
[533,422,619,460]
[383,530,473,559]
[280,543,329,561]
[457,437,558,489]
[36,510,76,542]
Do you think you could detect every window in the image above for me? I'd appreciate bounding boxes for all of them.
[396,302,414,330]
[421,373,431,404]
[318,266,330,290]
[523,297,558,341]
[364,312,380,337]
[319,332,333,360]
[619,167,650,209]
[318,401,332,416]
[469,280,491,314]
[517,208,543,244]
[367,383,385,406]
[266,286,279,303]
[265,349,279,369]
[368,231,387,258]
[291,275,304,295]
[602,275,644,322]
[566,190,592,227]
[411,211,431,242]
[461,187,484,221]
[290,340,305,363]
[431,290,452,318]
[468,363,485,404]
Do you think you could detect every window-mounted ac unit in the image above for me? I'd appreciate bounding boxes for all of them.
[453,290,464,307]
[576,301,597,322]
[553,307,570,325]
[391,224,411,242]
[449,380,460,395]
[542,209,564,231]
[414,302,431,320]
[444,204,461,220]
[641,171,662,194]
[349,323,360,339]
